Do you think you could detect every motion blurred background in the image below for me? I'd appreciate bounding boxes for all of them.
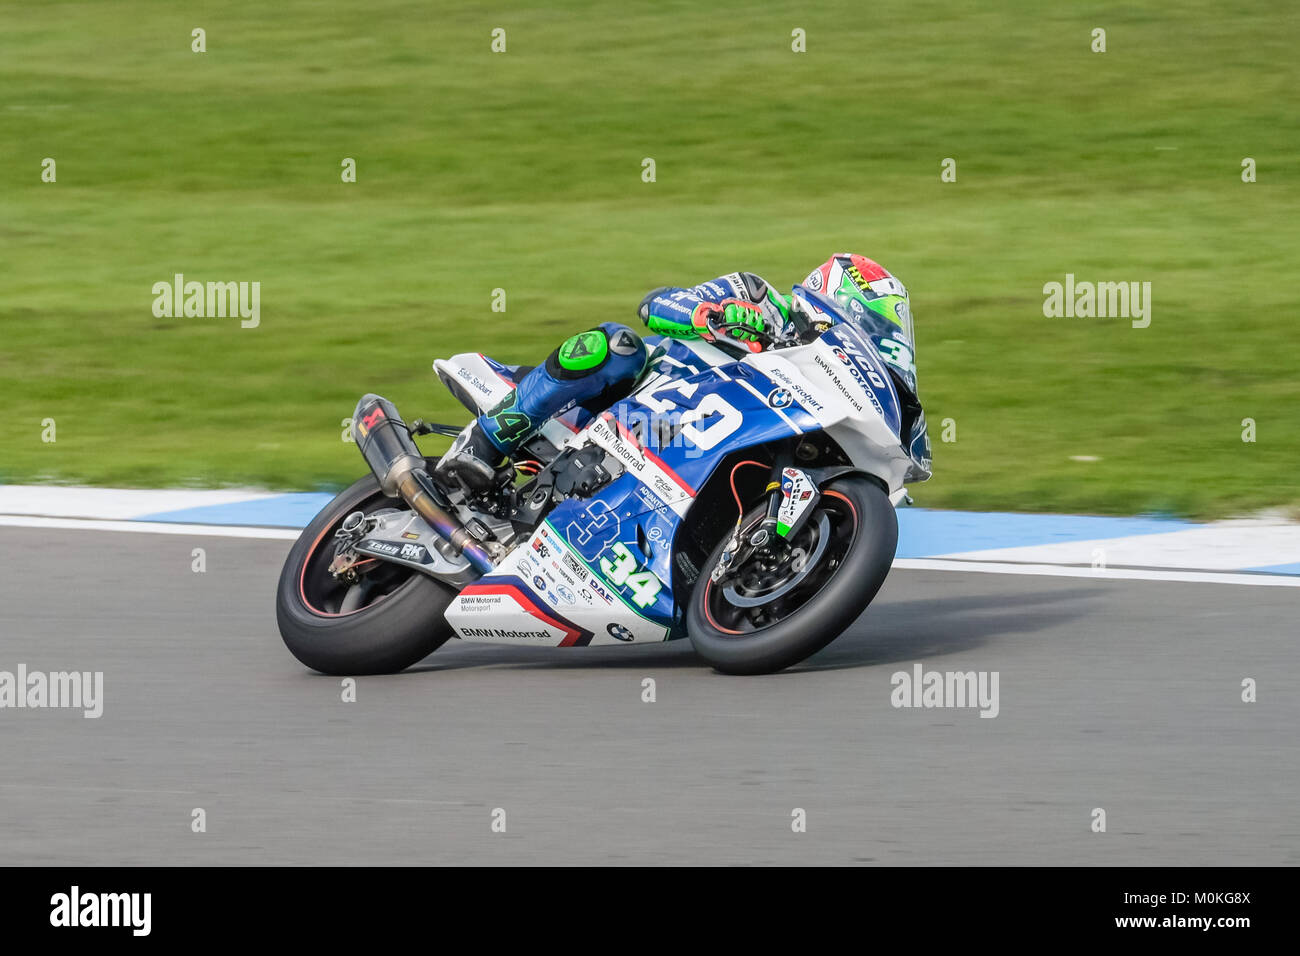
[2,0,1296,516]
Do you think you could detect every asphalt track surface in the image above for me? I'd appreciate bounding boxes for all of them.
[1,525,1295,866]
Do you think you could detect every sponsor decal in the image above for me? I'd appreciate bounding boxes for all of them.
[586,414,693,515]
[557,585,576,605]
[579,588,594,604]
[609,329,640,356]
[456,594,505,612]
[811,353,866,414]
[362,540,400,556]
[546,557,574,584]
[767,387,794,409]
[356,404,386,438]
[805,269,824,292]
[833,332,891,390]
[634,484,670,517]
[398,542,425,561]
[532,575,548,592]
[455,366,496,397]
[532,538,550,559]
[562,551,587,580]
[459,627,553,640]
[815,331,889,418]
[777,467,817,536]
[646,525,671,551]
[400,531,420,541]
[606,622,635,642]
[587,578,616,605]
[759,363,825,413]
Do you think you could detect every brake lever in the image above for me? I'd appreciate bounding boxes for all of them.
[709,320,769,355]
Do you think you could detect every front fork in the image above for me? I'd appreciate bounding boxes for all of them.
[711,461,822,583]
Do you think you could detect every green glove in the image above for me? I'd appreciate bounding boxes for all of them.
[711,301,767,342]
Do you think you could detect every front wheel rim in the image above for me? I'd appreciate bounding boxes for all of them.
[703,489,859,636]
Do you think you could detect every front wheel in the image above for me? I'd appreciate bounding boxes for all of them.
[686,475,897,675]
[276,473,458,674]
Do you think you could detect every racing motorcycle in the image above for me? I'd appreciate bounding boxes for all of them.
[275,287,930,675]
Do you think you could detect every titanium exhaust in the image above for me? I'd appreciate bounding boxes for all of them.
[353,394,496,574]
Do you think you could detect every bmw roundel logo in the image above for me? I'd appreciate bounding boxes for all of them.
[833,348,851,365]
[607,622,635,642]
[767,387,794,409]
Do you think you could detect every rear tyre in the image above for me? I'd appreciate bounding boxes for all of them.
[276,472,457,675]
[686,475,897,675]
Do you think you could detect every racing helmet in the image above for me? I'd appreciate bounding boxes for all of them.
[791,253,913,345]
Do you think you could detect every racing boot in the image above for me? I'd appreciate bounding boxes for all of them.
[435,421,507,495]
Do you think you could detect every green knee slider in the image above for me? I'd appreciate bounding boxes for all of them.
[557,330,608,370]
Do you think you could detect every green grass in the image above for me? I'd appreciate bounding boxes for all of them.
[1,0,1297,516]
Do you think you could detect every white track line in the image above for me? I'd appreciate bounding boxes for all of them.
[3,516,1296,585]
[0,515,299,540]
[0,485,276,519]
[893,558,1300,587]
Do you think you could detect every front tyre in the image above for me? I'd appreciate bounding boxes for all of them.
[276,473,457,675]
[686,475,897,675]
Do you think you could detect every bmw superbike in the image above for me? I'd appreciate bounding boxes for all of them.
[275,288,929,675]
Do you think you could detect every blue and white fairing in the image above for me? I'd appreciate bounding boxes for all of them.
[444,327,914,648]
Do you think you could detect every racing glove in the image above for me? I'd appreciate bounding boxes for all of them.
[691,299,768,346]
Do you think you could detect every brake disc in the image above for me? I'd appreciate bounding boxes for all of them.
[722,511,831,608]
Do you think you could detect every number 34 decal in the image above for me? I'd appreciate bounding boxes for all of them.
[599,542,663,608]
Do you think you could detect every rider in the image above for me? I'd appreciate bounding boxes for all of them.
[436,253,929,492]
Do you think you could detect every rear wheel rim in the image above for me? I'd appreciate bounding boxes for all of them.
[297,490,419,618]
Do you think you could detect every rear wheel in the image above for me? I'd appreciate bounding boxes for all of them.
[276,473,457,674]
[686,475,897,675]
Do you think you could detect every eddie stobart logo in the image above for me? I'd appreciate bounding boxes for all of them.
[50,886,151,936]
[760,364,825,413]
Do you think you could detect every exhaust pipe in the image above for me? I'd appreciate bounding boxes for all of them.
[353,394,496,574]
